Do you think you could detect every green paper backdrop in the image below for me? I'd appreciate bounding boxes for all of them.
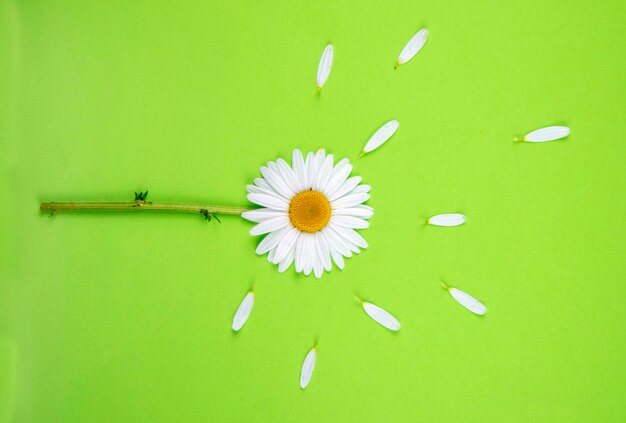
[2,0,625,421]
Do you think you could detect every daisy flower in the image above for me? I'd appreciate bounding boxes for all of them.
[242,148,373,278]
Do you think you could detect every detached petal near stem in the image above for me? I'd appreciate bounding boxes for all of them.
[396,28,428,68]
[359,120,399,158]
[515,126,570,142]
[316,44,334,92]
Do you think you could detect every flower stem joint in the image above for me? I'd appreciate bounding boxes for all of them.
[201,210,221,223]
[134,191,149,201]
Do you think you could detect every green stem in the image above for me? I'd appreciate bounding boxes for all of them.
[40,200,251,216]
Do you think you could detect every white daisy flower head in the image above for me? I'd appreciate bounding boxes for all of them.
[242,148,373,278]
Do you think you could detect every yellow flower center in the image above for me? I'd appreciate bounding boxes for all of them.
[288,190,332,233]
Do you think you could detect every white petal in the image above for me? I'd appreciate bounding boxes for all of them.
[278,248,295,273]
[267,247,277,263]
[323,158,352,197]
[304,152,317,190]
[313,258,323,278]
[329,223,368,249]
[254,178,273,192]
[427,213,466,227]
[331,214,369,229]
[332,205,374,219]
[300,346,317,389]
[328,176,362,202]
[276,236,297,268]
[232,291,254,331]
[253,177,267,187]
[361,301,401,331]
[247,193,289,211]
[246,184,264,194]
[304,257,315,276]
[315,232,332,272]
[397,28,428,66]
[246,183,286,200]
[307,149,326,188]
[447,286,487,316]
[329,246,344,269]
[322,227,353,258]
[291,149,307,192]
[331,193,370,209]
[274,227,300,264]
[321,231,344,270]
[303,234,315,276]
[262,163,295,199]
[316,44,333,90]
[241,208,286,223]
[256,226,290,255]
[294,233,307,273]
[361,120,399,156]
[313,154,334,192]
[276,158,300,194]
[520,126,570,142]
[349,184,371,195]
[249,215,290,236]
[304,262,312,276]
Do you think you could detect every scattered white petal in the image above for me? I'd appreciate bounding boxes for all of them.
[396,28,428,67]
[517,126,570,142]
[427,213,466,227]
[316,45,333,91]
[360,120,399,157]
[232,291,254,331]
[444,283,487,315]
[300,345,317,389]
[359,299,401,331]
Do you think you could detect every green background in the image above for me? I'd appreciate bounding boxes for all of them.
[2,0,625,421]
